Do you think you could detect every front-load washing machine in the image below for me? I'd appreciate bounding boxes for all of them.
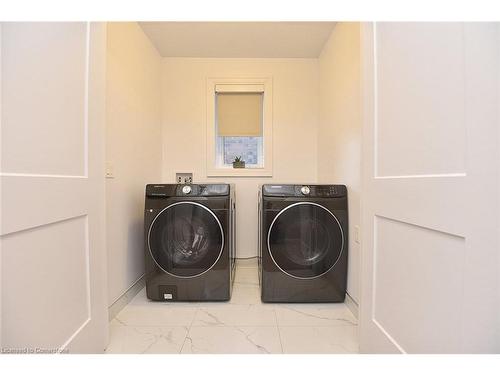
[258,184,347,302]
[144,183,235,301]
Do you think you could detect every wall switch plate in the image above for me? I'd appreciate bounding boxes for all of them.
[105,162,114,179]
[176,173,193,184]
[354,225,360,244]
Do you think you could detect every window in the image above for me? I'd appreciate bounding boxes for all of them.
[220,136,263,166]
[216,92,263,168]
[206,78,273,177]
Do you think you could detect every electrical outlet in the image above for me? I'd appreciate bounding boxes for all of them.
[175,173,193,184]
[354,225,360,244]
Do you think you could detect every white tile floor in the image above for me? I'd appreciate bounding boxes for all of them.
[106,261,358,354]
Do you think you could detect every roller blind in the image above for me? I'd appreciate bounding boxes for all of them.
[217,92,263,137]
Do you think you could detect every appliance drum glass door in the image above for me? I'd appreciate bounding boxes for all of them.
[267,202,343,279]
[148,202,224,278]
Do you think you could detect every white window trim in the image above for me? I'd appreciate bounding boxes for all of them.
[206,77,273,177]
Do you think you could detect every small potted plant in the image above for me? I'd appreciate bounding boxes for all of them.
[232,156,245,169]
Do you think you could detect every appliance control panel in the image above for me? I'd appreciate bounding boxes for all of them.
[262,184,347,198]
[146,184,230,197]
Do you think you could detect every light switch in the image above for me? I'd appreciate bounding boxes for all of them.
[354,225,360,244]
[105,162,114,179]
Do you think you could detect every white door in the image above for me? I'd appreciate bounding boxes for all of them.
[359,23,500,353]
[0,23,108,353]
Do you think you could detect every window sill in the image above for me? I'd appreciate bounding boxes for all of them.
[207,167,272,177]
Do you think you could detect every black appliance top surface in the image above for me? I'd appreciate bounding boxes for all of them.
[262,184,347,198]
[146,184,230,197]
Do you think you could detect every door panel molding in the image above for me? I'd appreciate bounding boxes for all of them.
[2,215,92,351]
[372,215,465,353]
[1,22,90,177]
[1,175,91,235]
[359,22,500,353]
[373,23,467,178]
[375,173,467,180]
[0,22,107,353]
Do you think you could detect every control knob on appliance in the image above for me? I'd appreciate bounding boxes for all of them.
[300,186,311,195]
[182,185,192,194]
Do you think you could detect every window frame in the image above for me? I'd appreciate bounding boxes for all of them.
[206,77,273,177]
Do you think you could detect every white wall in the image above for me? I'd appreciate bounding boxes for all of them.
[106,22,162,306]
[317,23,361,303]
[161,58,319,258]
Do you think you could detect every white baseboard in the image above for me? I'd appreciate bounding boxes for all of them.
[345,292,359,319]
[108,275,145,321]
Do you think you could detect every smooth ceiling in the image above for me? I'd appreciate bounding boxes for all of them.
[139,22,336,58]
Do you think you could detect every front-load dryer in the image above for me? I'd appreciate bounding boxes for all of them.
[258,184,347,302]
[144,184,235,301]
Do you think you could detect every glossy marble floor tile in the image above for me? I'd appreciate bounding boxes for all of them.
[192,304,277,327]
[274,303,357,327]
[229,284,261,305]
[181,326,282,354]
[106,262,359,354]
[279,325,359,354]
[113,304,197,327]
[233,267,259,287]
[106,325,188,354]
